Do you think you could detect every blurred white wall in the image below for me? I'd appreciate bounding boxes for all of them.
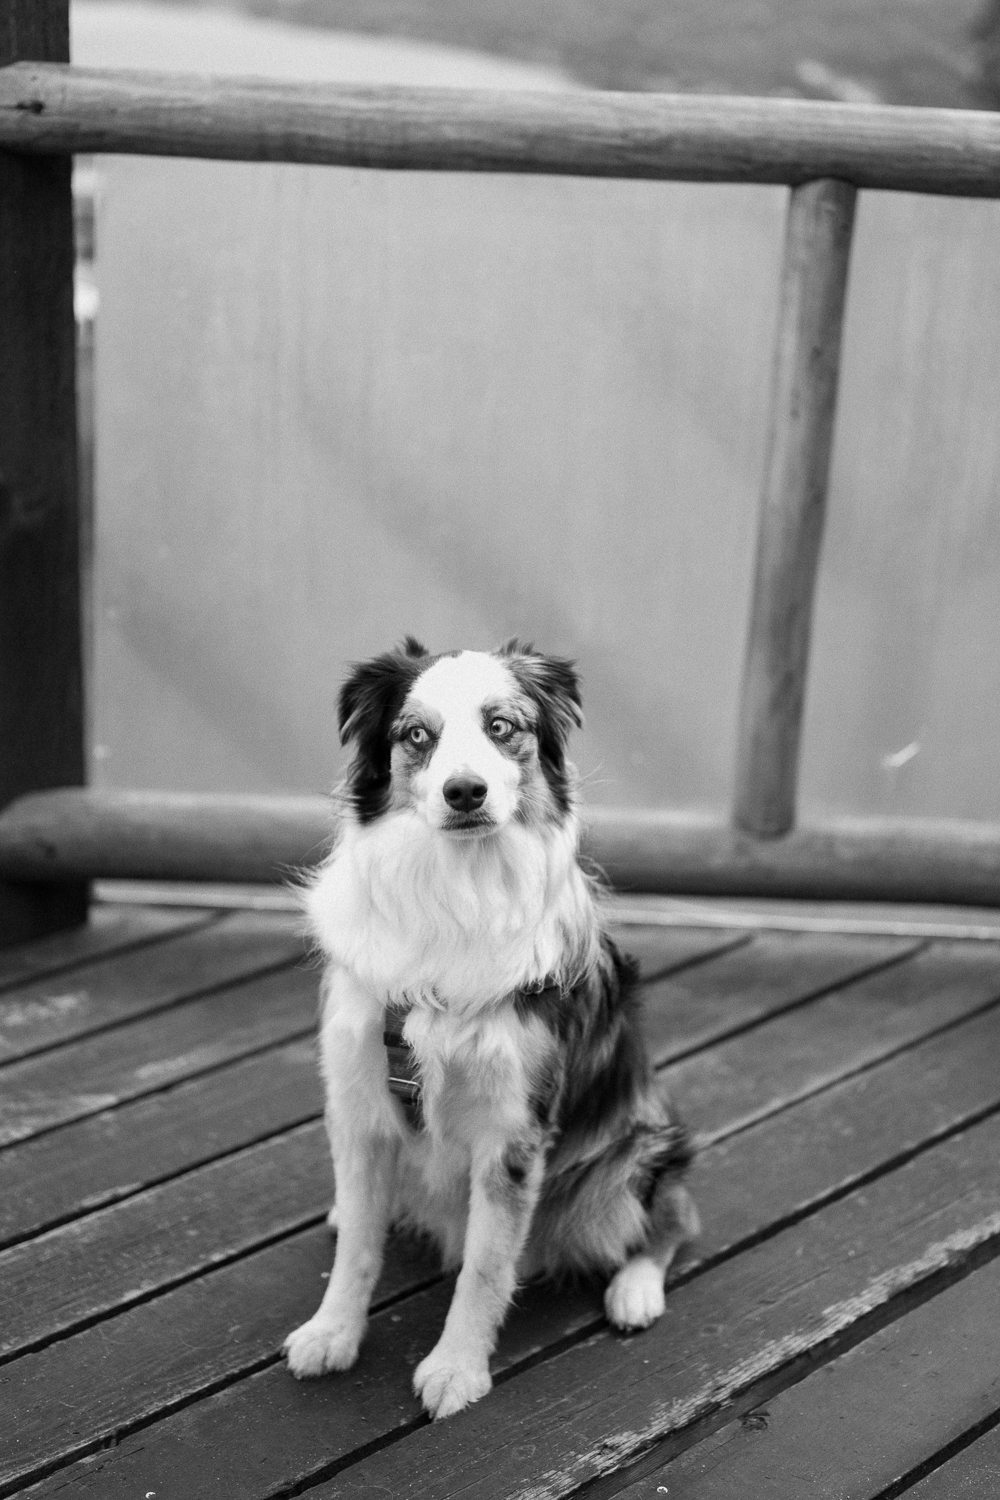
[76,4,1000,820]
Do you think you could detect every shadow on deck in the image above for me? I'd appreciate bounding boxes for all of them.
[2,894,1000,1499]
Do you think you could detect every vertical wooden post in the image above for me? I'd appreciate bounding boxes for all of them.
[732,177,857,839]
[0,0,88,944]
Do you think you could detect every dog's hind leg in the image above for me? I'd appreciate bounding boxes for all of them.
[604,1179,700,1331]
[284,966,400,1377]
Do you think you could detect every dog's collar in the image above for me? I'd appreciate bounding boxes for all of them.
[384,976,563,1129]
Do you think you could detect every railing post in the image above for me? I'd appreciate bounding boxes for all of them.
[0,0,87,945]
[732,176,857,838]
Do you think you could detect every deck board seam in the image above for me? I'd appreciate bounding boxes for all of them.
[261,1226,1000,1500]
[650,937,929,1069]
[0,1020,318,1160]
[0,909,223,997]
[0,1269,448,1500]
[7,967,995,1362]
[5,922,997,1497]
[511,1229,1000,1500]
[8,954,994,1346]
[0,952,309,1077]
[0,1203,330,1371]
[10,1095,1000,1494]
[689,1093,1000,1278]
[0,937,926,1230]
[695,983,1000,1149]
[0,1087,322,1251]
[870,1404,1000,1500]
[632,931,754,986]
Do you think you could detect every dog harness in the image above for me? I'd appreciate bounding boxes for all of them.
[384,977,563,1131]
[383,1021,424,1130]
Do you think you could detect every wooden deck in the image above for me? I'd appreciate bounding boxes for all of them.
[2,896,1000,1499]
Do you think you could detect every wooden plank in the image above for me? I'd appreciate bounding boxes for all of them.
[0,934,976,1331]
[904,1423,1000,1499]
[661,941,1000,1140]
[0,930,962,1256]
[21,1104,1000,1500]
[0,961,318,1146]
[641,930,918,1063]
[609,925,749,983]
[732,177,857,837]
[615,1254,1000,1500]
[0,1121,331,1360]
[0,1035,321,1248]
[0,1223,443,1495]
[0,903,208,993]
[316,1118,1000,1500]
[5,971,999,1492]
[2,66,1000,197]
[697,996,1000,1259]
[9,791,1000,908]
[0,909,305,1063]
[0,919,741,1163]
[0,3,86,947]
[614,893,1000,937]
[93,879,300,912]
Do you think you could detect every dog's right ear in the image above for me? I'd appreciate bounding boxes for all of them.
[338,641,432,822]
[338,640,430,745]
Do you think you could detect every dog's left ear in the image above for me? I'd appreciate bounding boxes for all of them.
[499,642,583,741]
[499,644,582,815]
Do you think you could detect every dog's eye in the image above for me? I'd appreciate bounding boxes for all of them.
[405,725,429,746]
[489,717,514,740]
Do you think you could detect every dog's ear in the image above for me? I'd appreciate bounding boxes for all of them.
[500,646,582,814]
[497,636,535,658]
[338,641,431,820]
[338,640,430,745]
[502,648,583,738]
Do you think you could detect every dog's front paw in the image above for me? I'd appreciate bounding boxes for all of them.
[283,1313,363,1378]
[413,1344,492,1419]
[604,1256,666,1331]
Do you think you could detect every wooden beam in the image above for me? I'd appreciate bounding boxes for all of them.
[1,65,1000,196]
[0,790,333,886]
[0,3,87,947]
[732,178,857,838]
[3,791,1000,908]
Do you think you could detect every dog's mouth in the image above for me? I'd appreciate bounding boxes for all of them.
[441,812,497,836]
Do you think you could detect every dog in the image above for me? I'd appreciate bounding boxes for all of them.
[283,637,698,1419]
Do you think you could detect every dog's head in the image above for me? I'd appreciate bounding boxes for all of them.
[338,637,582,834]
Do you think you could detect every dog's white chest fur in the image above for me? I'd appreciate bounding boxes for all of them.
[402,1003,548,1136]
[305,811,593,1010]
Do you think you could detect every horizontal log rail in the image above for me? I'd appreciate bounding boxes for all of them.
[1,64,1000,196]
[2,789,1000,908]
[3,0,999,939]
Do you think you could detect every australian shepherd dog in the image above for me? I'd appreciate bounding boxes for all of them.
[283,638,698,1419]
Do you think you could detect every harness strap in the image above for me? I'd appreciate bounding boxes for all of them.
[384,977,563,1131]
[384,1022,423,1130]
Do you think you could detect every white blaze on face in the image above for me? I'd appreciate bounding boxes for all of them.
[404,652,526,830]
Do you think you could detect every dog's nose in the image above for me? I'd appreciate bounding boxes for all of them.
[443,775,488,813]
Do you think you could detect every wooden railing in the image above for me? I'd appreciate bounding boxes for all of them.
[2,0,1000,943]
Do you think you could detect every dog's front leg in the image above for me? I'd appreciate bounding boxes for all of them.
[414,1134,544,1419]
[284,965,398,1377]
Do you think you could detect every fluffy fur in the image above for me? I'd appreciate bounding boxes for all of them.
[283,639,698,1419]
